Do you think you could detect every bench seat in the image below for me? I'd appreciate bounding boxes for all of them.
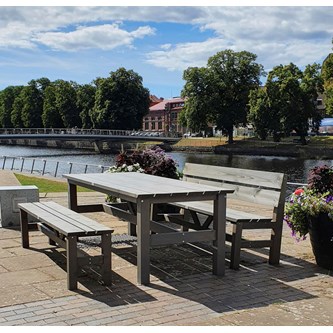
[162,163,287,269]
[19,201,113,290]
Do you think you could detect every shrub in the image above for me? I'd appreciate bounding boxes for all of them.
[114,146,180,179]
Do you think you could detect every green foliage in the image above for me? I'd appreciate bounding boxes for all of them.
[284,165,333,241]
[54,80,81,128]
[181,49,264,143]
[42,84,63,128]
[0,86,24,128]
[77,84,96,129]
[322,53,333,115]
[11,91,24,127]
[251,63,323,144]
[181,67,212,132]
[248,88,270,140]
[91,68,150,130]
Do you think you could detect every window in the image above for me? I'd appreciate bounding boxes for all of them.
[171,112,178,121]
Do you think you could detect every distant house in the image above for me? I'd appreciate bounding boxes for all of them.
[143,97,186,135]
[149,95,164,107]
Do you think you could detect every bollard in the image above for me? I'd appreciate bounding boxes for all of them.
[31,159,35,174]
[54,161,59,177]
[42,159,47,175]
[20,158,25,172]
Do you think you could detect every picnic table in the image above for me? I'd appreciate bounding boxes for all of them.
[63,172,233,285]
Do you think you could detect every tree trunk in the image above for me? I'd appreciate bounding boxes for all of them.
[300,135,307,145]
[227,127,234,144]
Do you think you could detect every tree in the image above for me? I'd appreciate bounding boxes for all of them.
[265,63,323,144]
[0,86,24,128]
[77,84,96,129]
[180,67,213,133]
[91,68,150,129]
[18,78,51,128]
[181,50,264,143]
[321,45,333,115]
[42,84,63,128]
[248,88,271,140]
[11,92,24,128]
[54,80,81,128]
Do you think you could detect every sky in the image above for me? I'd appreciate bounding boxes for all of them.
[1,1,333,99]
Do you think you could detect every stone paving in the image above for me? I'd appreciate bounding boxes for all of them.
[0,171,332,326]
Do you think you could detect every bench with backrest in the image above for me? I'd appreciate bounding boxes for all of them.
[19,201,113,290]
[164,163,287,269]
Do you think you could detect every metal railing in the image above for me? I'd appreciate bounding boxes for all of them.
[1,155,111,178]
[0,128,169,137]
[1,154,307,198]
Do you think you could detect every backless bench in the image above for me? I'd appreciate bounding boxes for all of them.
[19,201,113,290]
[164,163,287,269]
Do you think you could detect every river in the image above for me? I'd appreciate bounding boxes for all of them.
[1,144,333,184]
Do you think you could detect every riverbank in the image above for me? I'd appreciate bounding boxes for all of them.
[172,136,333,159]
[2,135,333,159]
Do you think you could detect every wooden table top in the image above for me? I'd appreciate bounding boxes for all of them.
[64,172,233,200]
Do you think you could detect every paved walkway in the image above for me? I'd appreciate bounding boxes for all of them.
[0,171,332,326]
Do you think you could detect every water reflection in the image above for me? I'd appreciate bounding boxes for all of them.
[1,145,332,184]
[170,152,332,183]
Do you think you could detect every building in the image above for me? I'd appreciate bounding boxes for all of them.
[149,95,164,107]
[143,97,186,135]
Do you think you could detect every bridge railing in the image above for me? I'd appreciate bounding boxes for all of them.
[0,128,175,137]
[0,155,111,178]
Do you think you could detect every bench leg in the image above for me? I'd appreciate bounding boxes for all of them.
[20,210,29,248]
[230,223,243,270]
[101,233,112,286]
[269,223,283,265]
[66,236,78,290]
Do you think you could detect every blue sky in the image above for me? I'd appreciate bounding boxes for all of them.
[1,2,333,99]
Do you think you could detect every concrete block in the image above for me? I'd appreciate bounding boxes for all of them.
[0,186,39,227]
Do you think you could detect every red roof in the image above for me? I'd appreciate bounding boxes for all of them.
[149,97,184,112]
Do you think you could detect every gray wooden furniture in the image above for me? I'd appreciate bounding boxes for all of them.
[18,201,113,290]
[164,163,287,269]
[63,172,233,285]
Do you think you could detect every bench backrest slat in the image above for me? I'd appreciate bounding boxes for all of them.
[183,163,287,207]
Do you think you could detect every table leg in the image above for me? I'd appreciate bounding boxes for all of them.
[101,232,112,286]
[136,199,151,285]
[20,209,29,248]
[213,193,226,276]
[68,182,78,212]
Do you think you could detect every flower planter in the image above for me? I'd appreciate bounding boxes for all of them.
[308,213,333,270]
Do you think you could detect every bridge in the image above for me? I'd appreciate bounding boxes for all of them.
[0,128,180,144]
[0,128,180,153]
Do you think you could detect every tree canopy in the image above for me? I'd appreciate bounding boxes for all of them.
[249,63,323,144]
[181,49,265,143]
[0,68,150,130]
[91,68,150,130]
[322,42,333,115]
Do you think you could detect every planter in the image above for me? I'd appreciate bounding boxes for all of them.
[308,213,333,270]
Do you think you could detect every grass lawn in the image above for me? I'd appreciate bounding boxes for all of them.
[14,173,92,193]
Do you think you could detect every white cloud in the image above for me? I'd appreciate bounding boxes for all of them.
[145,7,333,72]
[1,6,333,74]
[32,24,155,51]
